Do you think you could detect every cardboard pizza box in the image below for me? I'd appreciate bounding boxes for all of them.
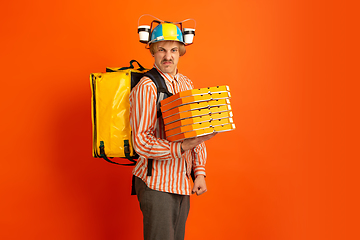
[165,117,234,137]
[166,123,236,142]
[164,111,234,132]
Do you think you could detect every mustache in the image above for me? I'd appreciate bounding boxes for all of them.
[162,59,173,63]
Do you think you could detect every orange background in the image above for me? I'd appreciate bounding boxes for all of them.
[0,0,352,239]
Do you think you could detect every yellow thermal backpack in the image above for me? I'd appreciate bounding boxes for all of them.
[90,60,172,165]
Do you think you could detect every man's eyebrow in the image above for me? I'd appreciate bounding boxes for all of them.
[157,46,178,51]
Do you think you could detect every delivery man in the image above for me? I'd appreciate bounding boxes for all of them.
[130,22,216,240]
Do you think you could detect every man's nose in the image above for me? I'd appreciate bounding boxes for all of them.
[164,50,172,59]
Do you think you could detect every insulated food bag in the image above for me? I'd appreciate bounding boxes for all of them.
[90,60,147,164]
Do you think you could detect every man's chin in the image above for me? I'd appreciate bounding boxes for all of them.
[160,66,173,73]
[161,64,173,69]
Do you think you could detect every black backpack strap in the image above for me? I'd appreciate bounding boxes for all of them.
[143,68,173,176]
[106,60,147,72]
[119,60,147,71]
[147,159,153,176]
[144,68,173,118]
[144,68,173,96]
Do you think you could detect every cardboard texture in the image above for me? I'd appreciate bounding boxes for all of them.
[161,85,230,107]
[161,91,231,111]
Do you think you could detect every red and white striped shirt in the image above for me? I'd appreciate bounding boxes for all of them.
[130,65,207,195]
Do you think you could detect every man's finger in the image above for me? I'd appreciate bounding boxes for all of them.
[192,187,207,195]
[198,132,217,141]
[196,188,207,196]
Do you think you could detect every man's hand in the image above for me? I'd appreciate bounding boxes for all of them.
[192,175,207,196]
[181,133,217,152]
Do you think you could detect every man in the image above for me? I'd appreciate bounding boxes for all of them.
[130,22,216,240]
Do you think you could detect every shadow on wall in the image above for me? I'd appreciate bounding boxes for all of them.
[51,91,142,240]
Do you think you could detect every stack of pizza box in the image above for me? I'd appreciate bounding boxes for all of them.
[160,85,236,142]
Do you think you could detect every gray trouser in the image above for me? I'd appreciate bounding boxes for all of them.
[135,176,190,240]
